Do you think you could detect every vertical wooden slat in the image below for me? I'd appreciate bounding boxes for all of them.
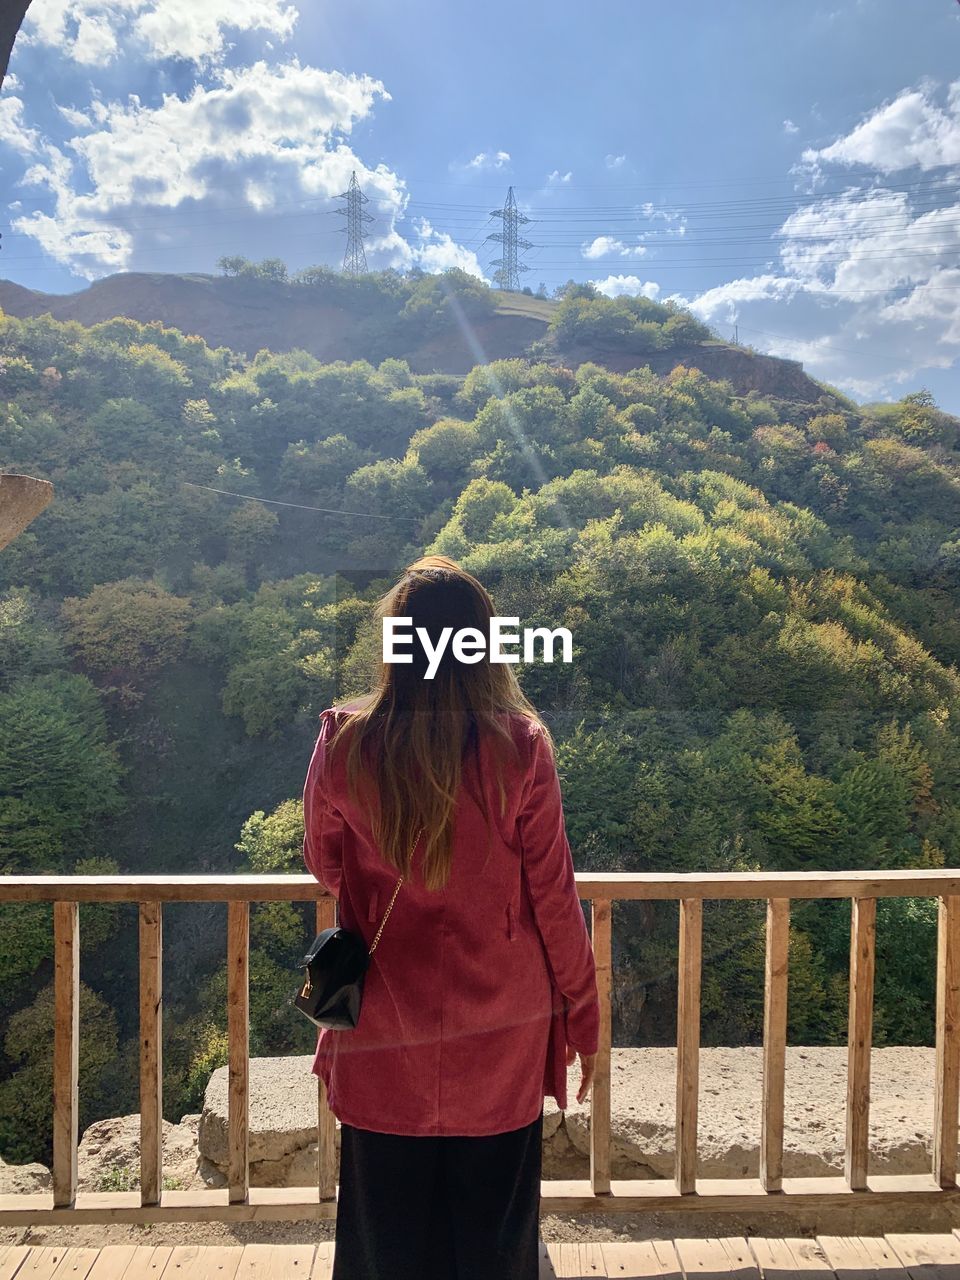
[675,897,702,1195]
[52,901,79,1208]
[845,895,876,1191]
[760,897,790,1192]
[315,894,338,1201]
[590,898,612,1196]
[934,894,960,1187]
[227,900,250,1203]
[139,902,163,1206]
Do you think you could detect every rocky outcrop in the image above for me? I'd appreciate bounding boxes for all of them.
[196,1046,940,1185]
[2,1046,942,1219]
[74,1112,220,1193]
[0,1154,50,1195]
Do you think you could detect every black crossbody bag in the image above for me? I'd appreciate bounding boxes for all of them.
[292,830,420,1030]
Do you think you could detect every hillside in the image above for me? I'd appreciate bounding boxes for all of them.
[0,270,834,403]
[1,286,959,1165]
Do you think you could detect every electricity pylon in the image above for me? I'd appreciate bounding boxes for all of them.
[485,187,533,291]
[337,171,373,276]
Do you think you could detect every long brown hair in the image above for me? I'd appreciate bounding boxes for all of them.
[328,554,548,891]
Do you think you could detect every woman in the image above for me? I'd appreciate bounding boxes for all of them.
[302,554,600,1280]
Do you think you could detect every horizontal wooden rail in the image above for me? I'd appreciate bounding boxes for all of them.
[1,869,958,1228]
[4,868,960,902]
[1,1174,958,1224]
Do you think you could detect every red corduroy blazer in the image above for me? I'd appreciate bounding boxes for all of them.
[301,705,600,1136]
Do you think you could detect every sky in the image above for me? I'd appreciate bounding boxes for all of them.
[3,0,960,409]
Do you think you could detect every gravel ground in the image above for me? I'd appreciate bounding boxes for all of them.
[5,1203,956,1249]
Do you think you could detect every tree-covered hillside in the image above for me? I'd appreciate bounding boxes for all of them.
[1,286,959,1165]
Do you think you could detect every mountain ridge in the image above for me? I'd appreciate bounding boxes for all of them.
[0,270,837,405]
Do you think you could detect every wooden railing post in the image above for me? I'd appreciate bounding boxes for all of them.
[590,898,612,1196]
[316,894,338,1201]
[760,897,789,1192]
[845,896,876,1190]
[675,897,702,1195]
[139,902,163,1206]
[934,894,960,1188]
[227,900,250,1203]
[52,901,79,1209]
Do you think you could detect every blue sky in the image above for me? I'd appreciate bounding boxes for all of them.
[3,0,960,408]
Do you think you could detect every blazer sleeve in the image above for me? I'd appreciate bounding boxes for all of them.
[517,725,600,1055]
[302,710,345,899]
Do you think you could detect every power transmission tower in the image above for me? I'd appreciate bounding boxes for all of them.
[337,171,373,276]
[485,187,533,291]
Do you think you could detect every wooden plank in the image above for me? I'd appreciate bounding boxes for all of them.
[760,898,790,1192]
[817,1237,901,1280]
[556,1243,609,1277]
[315,895,337,1202]
[591,897,613,1197]
[155,1247,242,1280]
[934,895,960,1187]
[746,1238,834,1280]
[674,1238,759,1280]
[124,1248,173,1279]
[85,1245,142,1280]
[885,1232,960,1278]
[16,1247,100,1280]
[675,897,703,1195]
[0,1247,31,1280]
[227,900,250,1204]
[308,1243,334,1280]
[139,902,164,1207]
[234,1244,316,1280]
[598,1240,682,1279]
[9,869,960,904]
[52,900,80,1209]
[845,897,876,1191]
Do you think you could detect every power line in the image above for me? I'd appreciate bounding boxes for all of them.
[182,482,421,522]
[5,172,956,229]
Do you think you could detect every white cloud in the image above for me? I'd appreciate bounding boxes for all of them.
[581,235,647,260]
[591,275,661,300]
[783,118,799,135]
[23,0,298,66]
[801,80,960,174]
[1,72,22,92]
[684,274,802,321]
[11,60,403,276]
[678,81,960,396]
[605,153,626,168]
[546,169,572,184]
[57,103,94,128]
[471,151,514,171]
[457,150,511,172]
[0,97,42,155]
[387,218,487,279]
[640,201,687,236]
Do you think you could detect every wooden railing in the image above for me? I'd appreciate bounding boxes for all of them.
[1,869,960,1223]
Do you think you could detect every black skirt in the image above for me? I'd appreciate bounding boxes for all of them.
[331,1108,544,1280]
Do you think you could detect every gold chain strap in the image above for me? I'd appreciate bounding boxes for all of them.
[368,827,422,956]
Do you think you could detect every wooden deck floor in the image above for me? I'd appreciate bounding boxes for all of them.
[4,1235,960,1280]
